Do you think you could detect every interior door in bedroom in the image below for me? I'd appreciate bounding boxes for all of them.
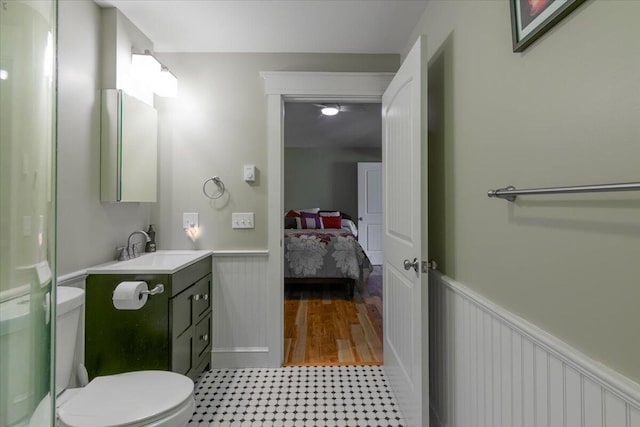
[383,36,429,427]
[357,162,383,265]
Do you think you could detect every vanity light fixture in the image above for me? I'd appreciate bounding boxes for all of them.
[321,105,340,116]
[131,50,161,80]
[154,66,178,97]
[131,50,178,97]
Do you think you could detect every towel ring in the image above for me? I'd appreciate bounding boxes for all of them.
[203,176,226,200]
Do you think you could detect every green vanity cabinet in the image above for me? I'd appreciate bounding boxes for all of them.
[85,255,212,381]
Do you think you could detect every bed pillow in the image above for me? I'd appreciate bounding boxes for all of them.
[299,208,320,214]
[319,210,354,222]
[321,215,342,229]
[285,209,300,218]
[342,219,358,237]
[297,212,323,229]
[285,208,320,218]
[284,218,298,229]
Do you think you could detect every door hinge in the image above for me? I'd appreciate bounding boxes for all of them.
[422,260,438,273]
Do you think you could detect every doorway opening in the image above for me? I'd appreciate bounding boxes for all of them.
[281,101,384,366]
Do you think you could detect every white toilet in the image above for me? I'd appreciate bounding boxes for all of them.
[56,287,195,427]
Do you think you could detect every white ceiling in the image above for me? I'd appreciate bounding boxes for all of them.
[284,103,381,148]
[93,0,428,54]
[93,0,412,148]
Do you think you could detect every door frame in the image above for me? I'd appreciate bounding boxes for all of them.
[261,72,394,366]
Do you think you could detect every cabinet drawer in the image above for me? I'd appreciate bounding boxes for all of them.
[195,314,211,359]
[192,274,211,320]
[172,257,211,296]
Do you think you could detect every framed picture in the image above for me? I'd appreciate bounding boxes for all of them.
[510,0,587,52]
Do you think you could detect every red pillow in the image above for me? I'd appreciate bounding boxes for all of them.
[321,215,342,229]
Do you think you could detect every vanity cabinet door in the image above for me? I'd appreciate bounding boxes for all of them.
[170,287,195,376]
[172,287,194,338]
[195,314,212,360]
[172,330,193,376]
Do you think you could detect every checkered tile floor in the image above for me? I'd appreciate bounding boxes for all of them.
[189,366,406,426]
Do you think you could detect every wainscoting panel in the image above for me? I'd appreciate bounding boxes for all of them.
[429,271,640,427]
[212,252,270,367]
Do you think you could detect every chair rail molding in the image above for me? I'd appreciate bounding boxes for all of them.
[429,271,640,427]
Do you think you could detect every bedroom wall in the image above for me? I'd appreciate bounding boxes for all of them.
[152,53,398,251]
[410,0,640,383]
[57,1,152,275]
[284,147,381,218]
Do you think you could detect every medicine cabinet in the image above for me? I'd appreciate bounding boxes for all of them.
[101,89,158,202]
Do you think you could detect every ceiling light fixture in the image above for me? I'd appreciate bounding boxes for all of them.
[321,105,340,116]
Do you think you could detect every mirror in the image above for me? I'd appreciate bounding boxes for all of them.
[101,89,158,202]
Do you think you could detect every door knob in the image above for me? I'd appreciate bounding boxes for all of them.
[403,258,419,272]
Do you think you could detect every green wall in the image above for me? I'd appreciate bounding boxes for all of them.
[57,1,153,275]
[284,147,381,219]
[414,0,640,382]
[153,53,398,251]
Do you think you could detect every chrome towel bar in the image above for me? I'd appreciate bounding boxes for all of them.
[488,182,640,202]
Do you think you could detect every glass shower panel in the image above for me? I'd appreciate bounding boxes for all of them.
[0,0,57,425]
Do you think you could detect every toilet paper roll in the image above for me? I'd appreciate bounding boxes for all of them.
[112,281,148,310]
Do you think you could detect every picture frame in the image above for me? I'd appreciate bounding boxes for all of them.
[510,0,587,52]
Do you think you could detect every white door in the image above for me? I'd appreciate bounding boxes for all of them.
[357,162,383,265]
[382,36,428,426]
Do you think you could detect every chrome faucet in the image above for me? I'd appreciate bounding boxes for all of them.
[126,230,150,259]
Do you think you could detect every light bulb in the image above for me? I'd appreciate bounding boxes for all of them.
[321,106,339,116]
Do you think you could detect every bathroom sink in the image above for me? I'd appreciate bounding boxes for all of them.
[86,250,213,274]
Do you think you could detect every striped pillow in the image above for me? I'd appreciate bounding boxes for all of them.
[297,212,322,229]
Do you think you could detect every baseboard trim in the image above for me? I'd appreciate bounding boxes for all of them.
[211,347,273,368]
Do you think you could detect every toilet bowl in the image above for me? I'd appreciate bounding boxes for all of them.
[56,287,195,427]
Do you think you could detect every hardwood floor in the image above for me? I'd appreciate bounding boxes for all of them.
[283,270,383,366]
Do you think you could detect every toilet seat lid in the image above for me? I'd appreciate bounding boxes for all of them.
[58,370,194,427]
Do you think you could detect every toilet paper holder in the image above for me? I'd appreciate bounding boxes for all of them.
[141,284,164,296]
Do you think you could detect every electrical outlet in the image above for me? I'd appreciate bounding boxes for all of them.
[183,212,198,229]
[232,212,254,229]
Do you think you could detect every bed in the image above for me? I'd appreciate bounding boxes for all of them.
[283,209,372,296]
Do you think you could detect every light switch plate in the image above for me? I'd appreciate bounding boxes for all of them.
[243,164,255,182]
[183,212,199,229]
[232,212,254,229]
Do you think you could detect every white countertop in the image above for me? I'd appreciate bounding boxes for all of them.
[85,250,213,275]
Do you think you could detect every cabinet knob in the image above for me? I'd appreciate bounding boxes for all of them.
[193,294,200,301]
[203,294,209,301]
[200,334,209,341]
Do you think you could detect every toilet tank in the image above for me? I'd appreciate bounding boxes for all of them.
[55,287,84,395]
